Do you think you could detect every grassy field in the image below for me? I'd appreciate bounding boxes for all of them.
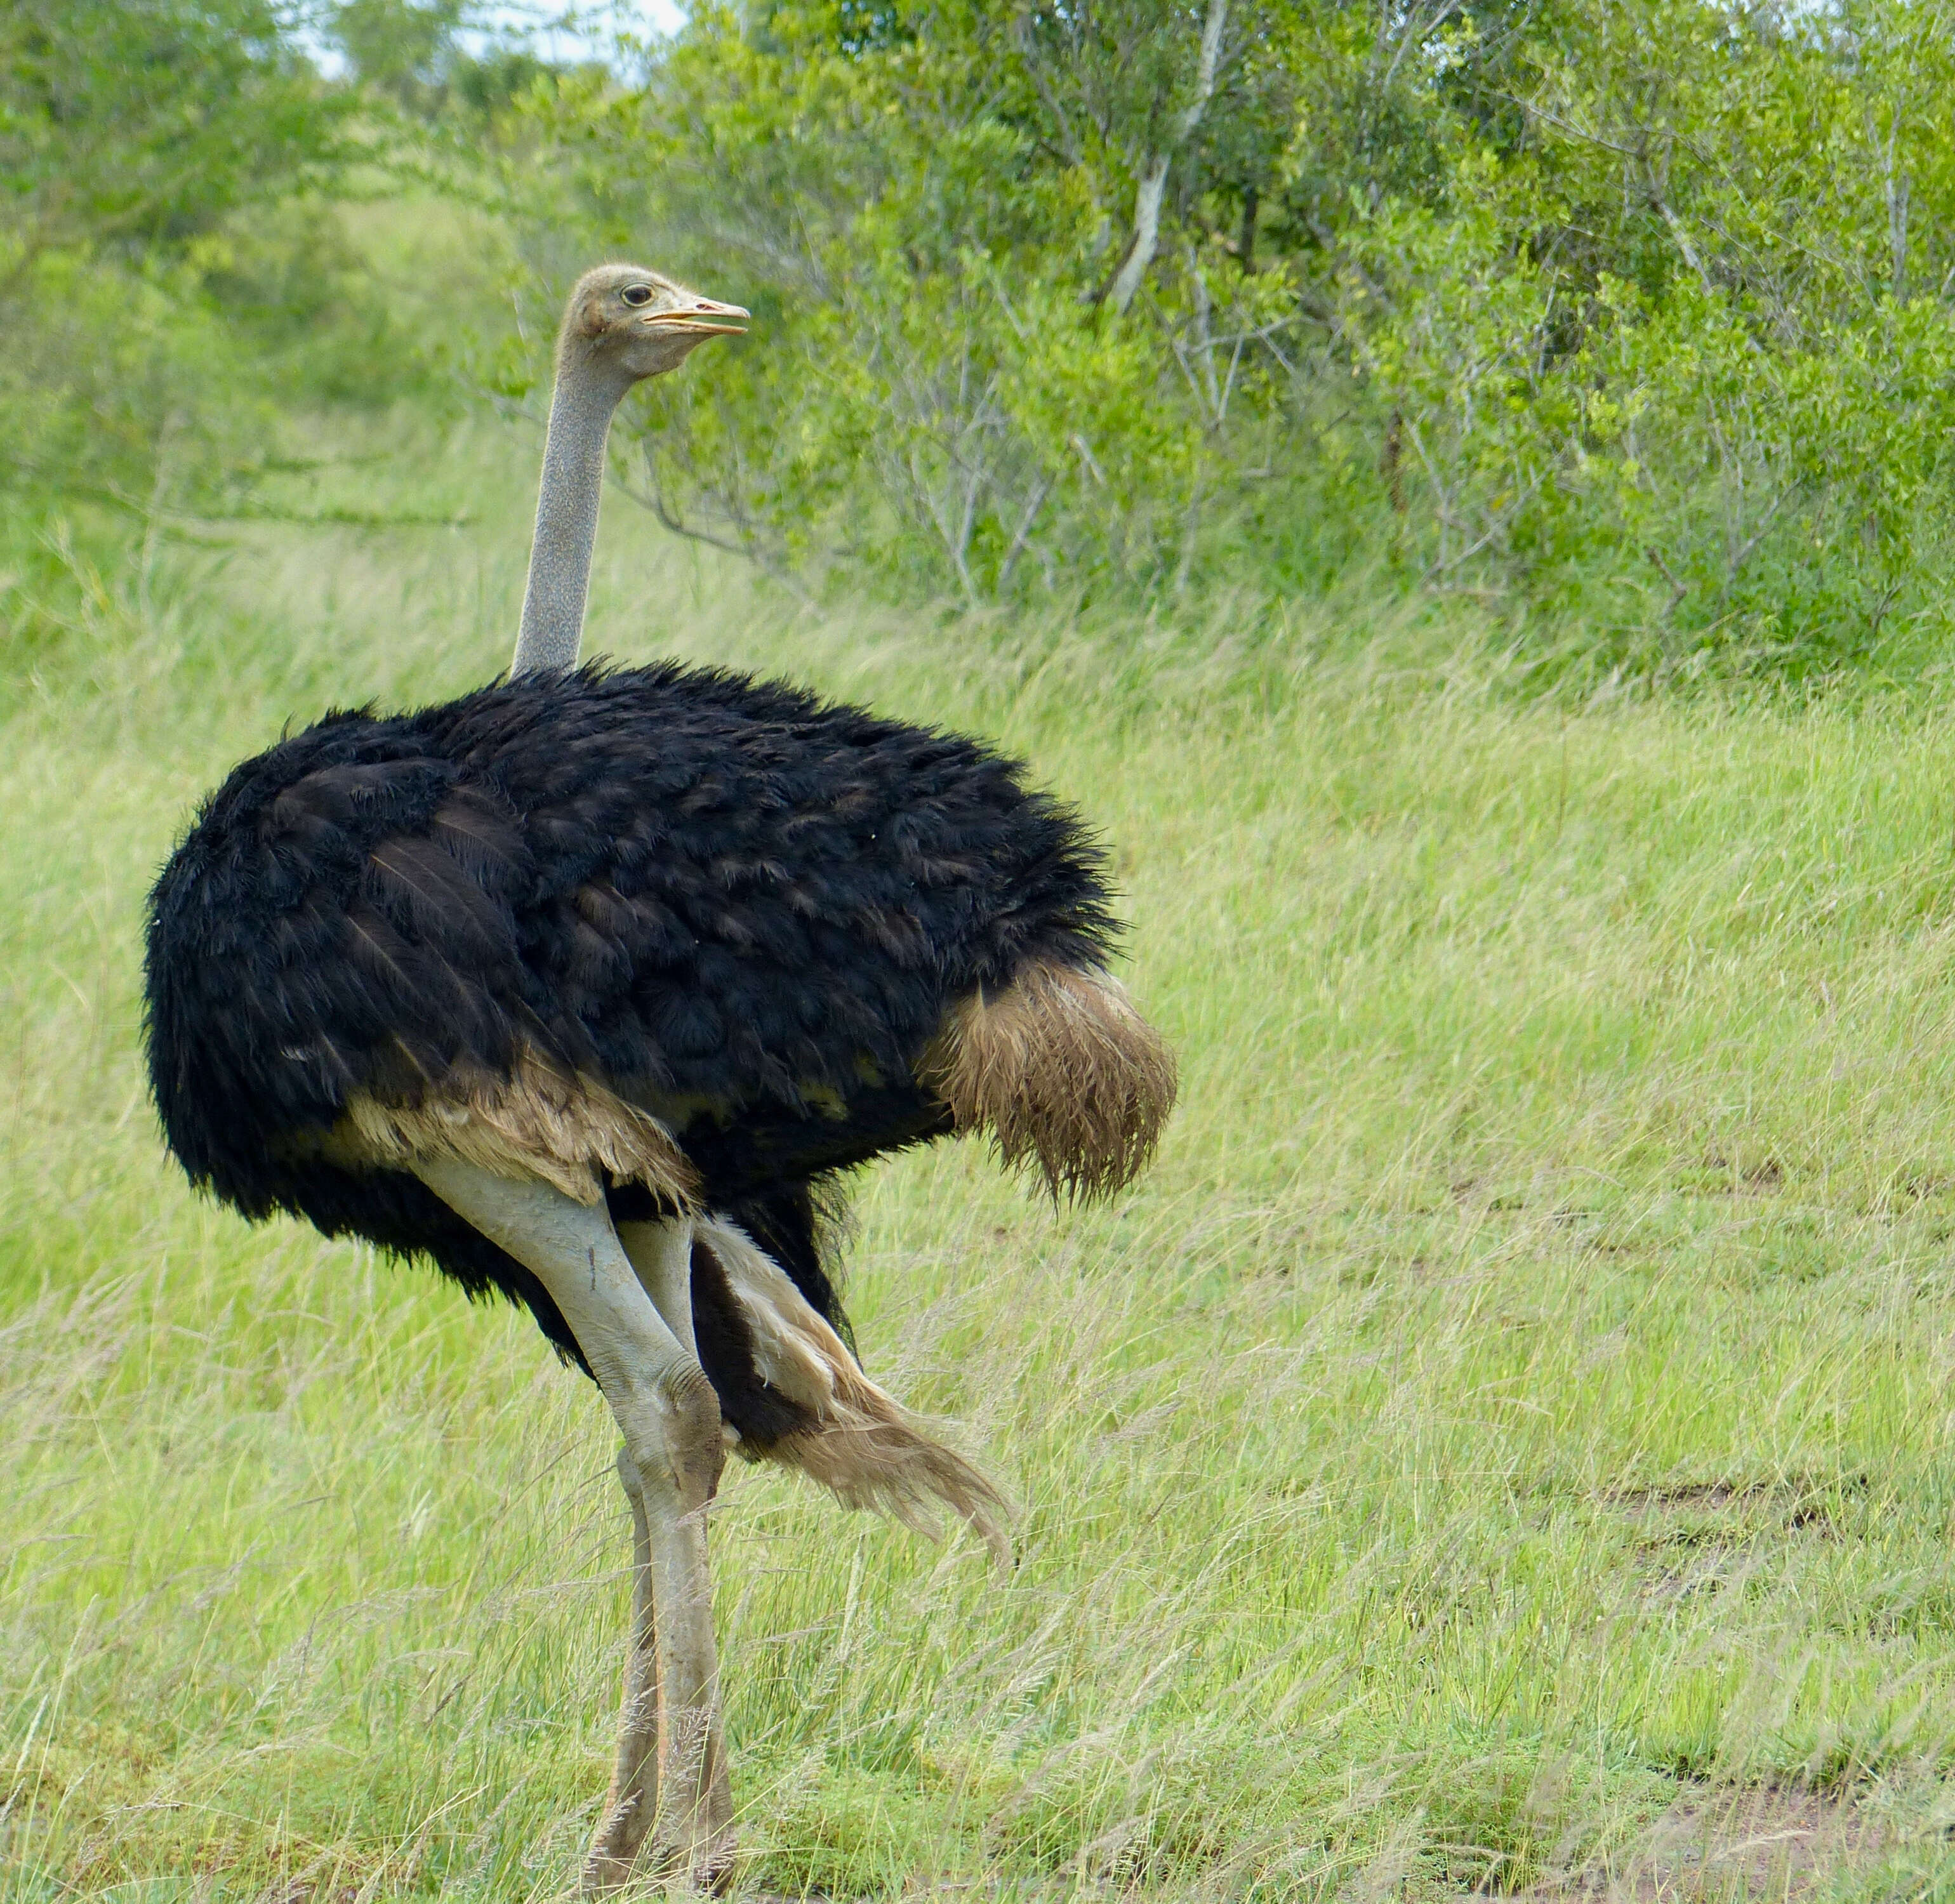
[11,416,1955,1901]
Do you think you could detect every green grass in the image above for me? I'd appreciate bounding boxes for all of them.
[11,415,1955,1900]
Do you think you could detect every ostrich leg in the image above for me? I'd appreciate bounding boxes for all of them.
[412,1161,732,1892]
[585,1445,661,1887]
[582,1218,711,1882]
[617,1218,734,1858]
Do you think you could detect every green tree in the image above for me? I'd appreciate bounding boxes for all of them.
[331,0,468,110]
[1,0,348,277]
[0,0,355,598]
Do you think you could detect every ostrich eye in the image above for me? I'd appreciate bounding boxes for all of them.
[621,285,655,308]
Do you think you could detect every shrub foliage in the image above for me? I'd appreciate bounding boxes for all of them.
[500,0,1955,671]
[11,0,1955,676]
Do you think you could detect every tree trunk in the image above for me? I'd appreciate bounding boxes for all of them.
[1109,155,1172,314]
[1107,0,1230,315]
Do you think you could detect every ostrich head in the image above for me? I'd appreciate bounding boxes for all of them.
[559,263,749,385]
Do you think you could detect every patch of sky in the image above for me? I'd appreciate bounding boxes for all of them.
[296,0,686,79]
[461,0,686,64]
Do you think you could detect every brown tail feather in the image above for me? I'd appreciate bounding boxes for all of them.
[696,1217,1011,1565]
[922,957,1177,1203]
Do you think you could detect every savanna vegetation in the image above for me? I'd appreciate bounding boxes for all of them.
[13,1,1955,1898]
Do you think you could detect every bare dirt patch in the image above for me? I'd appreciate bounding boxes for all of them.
[1602,1474,1866,1543]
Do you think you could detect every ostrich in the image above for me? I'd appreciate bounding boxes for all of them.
[143,265,1175,1891]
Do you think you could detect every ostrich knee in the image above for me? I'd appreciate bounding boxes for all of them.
[623,1360,724,1512]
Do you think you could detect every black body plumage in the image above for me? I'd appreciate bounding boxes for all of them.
[143,661,1118,1387]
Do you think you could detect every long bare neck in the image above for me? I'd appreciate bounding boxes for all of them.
[511,350,635,676]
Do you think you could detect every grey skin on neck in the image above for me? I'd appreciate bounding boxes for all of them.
[511,348,637,677]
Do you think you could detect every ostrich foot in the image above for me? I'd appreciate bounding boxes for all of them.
[636,1708,736,1891]
[583,1652,735,1894]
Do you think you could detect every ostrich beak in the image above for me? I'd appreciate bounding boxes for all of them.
[643,298,750,337]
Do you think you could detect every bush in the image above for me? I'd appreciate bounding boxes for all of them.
[487,0,1955,678]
